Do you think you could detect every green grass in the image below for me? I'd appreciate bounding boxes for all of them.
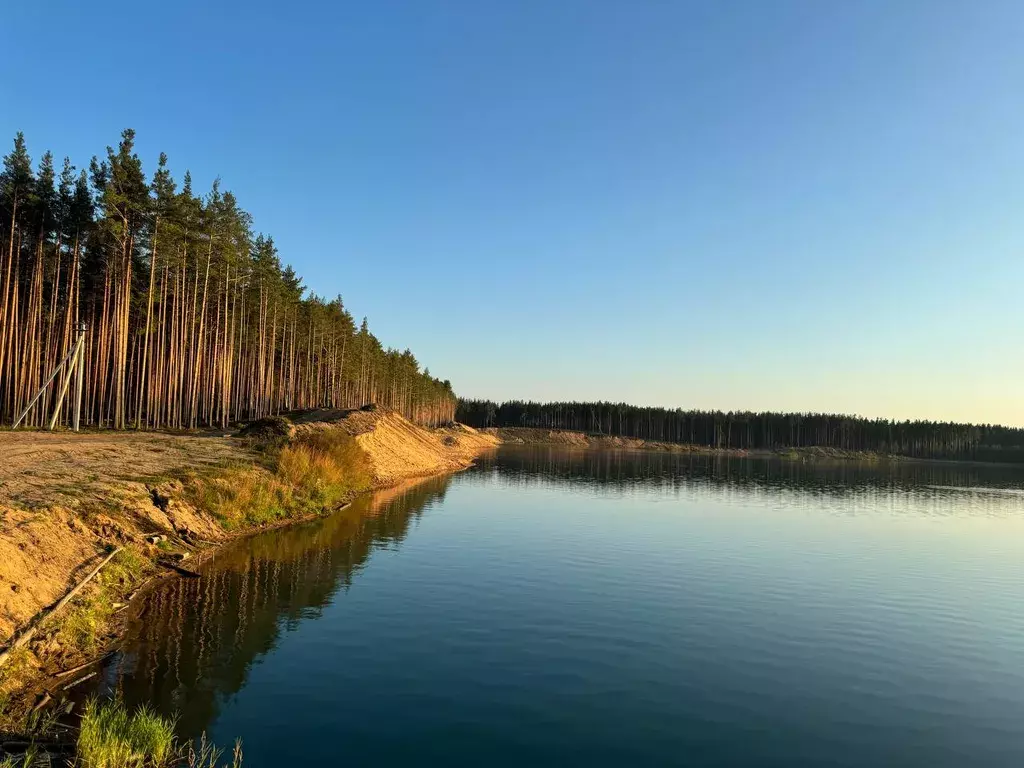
[77,698,175,768]
[191,466,290,529]
[0,648,33,691]
[54,547,153,655]
[192,429,371,529]
[0,696,242,768]
[75,698,241,768]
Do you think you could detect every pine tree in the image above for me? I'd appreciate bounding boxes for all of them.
[0,133,34,407]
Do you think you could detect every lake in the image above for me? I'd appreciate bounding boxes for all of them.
[99,447,1024,766]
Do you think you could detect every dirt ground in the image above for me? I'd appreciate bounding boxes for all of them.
[0,431,252,641]
[0,431,249,511]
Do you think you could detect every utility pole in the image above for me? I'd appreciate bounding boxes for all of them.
[47,322,87,431]
[13,322,87,431]
[74,321,86,432]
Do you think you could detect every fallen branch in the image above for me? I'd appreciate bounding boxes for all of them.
[55,651,116,679]
[0,547,122,670]
[61,671,96,690]
[159,562,201,579]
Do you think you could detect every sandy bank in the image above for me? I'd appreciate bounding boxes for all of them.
[0,409,497,709]
[340,409,499,486]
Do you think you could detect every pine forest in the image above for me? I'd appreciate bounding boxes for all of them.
[0,130,456,430]
[457,399,1024,463]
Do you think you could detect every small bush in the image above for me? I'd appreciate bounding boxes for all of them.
[236,416,294,447]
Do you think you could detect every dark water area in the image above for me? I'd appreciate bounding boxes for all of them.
[98,448,1024,766]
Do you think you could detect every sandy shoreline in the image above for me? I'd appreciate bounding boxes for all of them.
[0,410,498,714]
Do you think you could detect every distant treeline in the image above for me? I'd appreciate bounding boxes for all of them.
[457,399,1024,462]
[0,130,456,429]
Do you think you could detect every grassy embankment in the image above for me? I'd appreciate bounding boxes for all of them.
[189,421,372,530]
[0,422,371,665]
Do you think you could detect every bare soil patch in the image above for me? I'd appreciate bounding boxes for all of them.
[0,431,248,511]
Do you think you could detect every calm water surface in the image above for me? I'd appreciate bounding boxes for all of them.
[102,448,1024,766]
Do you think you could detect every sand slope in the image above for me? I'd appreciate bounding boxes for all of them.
[298,408,499,486]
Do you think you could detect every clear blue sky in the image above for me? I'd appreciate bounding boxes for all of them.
[3,0,1024,424]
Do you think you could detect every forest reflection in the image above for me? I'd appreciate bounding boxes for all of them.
[471,446,1024,517]
[104,475,454,737]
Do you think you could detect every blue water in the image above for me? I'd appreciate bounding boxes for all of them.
[107,448,1024,766]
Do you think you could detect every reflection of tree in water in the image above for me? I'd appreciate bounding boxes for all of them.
[109,475,453,737]
[472,446,1024,515]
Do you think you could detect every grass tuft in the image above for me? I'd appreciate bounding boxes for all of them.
[76,697,240,767]
[77,698,175,768]
[191,467,290,529]
[182,732,243,768]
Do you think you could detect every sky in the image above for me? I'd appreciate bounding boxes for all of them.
[3,0,1024,425]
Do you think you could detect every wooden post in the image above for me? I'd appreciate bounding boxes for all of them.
[74,322,86,432]
[48,337,82,430]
